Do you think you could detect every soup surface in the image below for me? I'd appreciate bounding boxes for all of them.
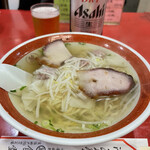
[9,42,140,133]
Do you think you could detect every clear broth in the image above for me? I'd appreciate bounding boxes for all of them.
[9,42,140,133]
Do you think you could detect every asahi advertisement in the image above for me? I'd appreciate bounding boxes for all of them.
[70,0,108,34]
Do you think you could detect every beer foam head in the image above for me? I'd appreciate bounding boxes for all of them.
[31,7,59,19]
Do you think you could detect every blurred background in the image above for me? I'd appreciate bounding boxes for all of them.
[0,0,150,12]
[0,0,149,25]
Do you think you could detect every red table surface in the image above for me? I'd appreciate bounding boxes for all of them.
[0,10,150,145]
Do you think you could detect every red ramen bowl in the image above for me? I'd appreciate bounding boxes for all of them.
[0,32,150,146]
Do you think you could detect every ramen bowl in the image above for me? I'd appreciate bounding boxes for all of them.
[0,32,150,146]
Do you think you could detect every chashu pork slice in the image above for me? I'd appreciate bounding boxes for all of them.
[39,40,72,68]
[77,68,135,98]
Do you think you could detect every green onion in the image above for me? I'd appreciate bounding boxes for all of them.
[88,123,108,131]
[10,90,16,93]
[48,120,56,131]
[20,86,27,91]
[49,120,54,126]
[56,128,64,133]
[78,42,86,45]
[41,120,65,132]
[34,121,38,125]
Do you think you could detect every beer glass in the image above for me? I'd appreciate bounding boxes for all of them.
[31,3,60,36]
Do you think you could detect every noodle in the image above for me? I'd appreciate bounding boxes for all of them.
[10,42,140,133]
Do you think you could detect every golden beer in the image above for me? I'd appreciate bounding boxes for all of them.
[31,3,60,36]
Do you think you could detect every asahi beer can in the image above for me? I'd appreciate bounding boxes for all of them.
[70,0,108,34]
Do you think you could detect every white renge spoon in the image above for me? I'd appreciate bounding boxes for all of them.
[0,64,33,92]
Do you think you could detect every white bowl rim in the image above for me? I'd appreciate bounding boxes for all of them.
[0,32,150,146]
